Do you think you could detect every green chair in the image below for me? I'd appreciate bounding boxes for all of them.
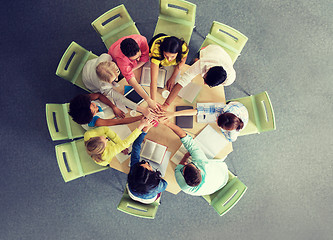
[202,171,247,216]
[229,91,276,136]
[46,103,85,141]
[56,41,96,92]
[117,187,161,219]
[55,138,109,182]
[200,21,248,64]
[153,0,196,44]
[91,4,140,49]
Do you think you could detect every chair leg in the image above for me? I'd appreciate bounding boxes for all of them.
[193,27,205,40]
[232,82,251,96]
[228,157,238,176]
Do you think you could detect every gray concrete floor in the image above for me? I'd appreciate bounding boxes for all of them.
[0,0,332,240]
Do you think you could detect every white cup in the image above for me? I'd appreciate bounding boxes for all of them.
[130,110,137,117]
[162,90,170,99]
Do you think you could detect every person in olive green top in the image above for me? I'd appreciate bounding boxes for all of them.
[84,118,153,166]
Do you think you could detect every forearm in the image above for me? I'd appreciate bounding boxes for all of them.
[150,63,159,100]
[107,88,138,110]
[133,61,145,71]
[95,116,143,126]
[174,109,198,117]
[97,93,116,109]
[169,65,181,82]
[128,77,150,101]
[164,121,187,138]
[164,83,183,106]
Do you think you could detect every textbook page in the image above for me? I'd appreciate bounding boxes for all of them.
[170,144,192,165]
[148,151,171,177]
[150,144,167,164]
[178,82,202,103]
[108,125,132,163]
[140,139,156,160]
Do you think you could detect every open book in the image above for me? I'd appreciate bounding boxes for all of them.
[170,125,228,164]
[140,139,168,164]
[178,82,202,103]
[140,66,167,88]
[197,102,225,123]
[170,144,192,165]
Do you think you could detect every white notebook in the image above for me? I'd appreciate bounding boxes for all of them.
[140,66,167,88]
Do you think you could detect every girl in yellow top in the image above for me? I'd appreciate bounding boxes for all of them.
[149,34,189,99]
[84,118,153,166]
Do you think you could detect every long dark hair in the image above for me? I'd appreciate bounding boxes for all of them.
[127,161,162,194]
[151,35,188,64]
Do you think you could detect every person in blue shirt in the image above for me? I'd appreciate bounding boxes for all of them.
[127,122,168,204]
[68,93,144,129]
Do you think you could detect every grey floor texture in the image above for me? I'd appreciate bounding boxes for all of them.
[0,0,332,240]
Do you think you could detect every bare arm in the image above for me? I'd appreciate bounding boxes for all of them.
[161,83,183,110]
[95,115,143,127]
[133,61,146,71]
[150,62,159,100]
[166,56,187,91]
[163,121,187,138]
[128,77,159,110]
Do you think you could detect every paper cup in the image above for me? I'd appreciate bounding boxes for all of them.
[130,110,137,117]
[162,90,170,99]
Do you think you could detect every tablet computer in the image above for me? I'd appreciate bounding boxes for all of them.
[124,88,145,105]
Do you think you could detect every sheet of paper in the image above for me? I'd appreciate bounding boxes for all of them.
[194,125,229,158]
[178,82,202,103]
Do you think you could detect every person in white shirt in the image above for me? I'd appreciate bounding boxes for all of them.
[82,53,151,117]
[161,45,236,110]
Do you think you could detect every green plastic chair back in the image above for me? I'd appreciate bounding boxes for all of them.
[91,4,140,49]
[202,171,247,216]
[200,21,248,64]
[153,0,196,44]
[55,139,109,182]
[56,41,96,92]
[229,91,276,136]
[46,103,85,141]
[117,188,161,219]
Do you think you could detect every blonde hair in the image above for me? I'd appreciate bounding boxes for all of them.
[85,137,106,163]
[96,61,119,83]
